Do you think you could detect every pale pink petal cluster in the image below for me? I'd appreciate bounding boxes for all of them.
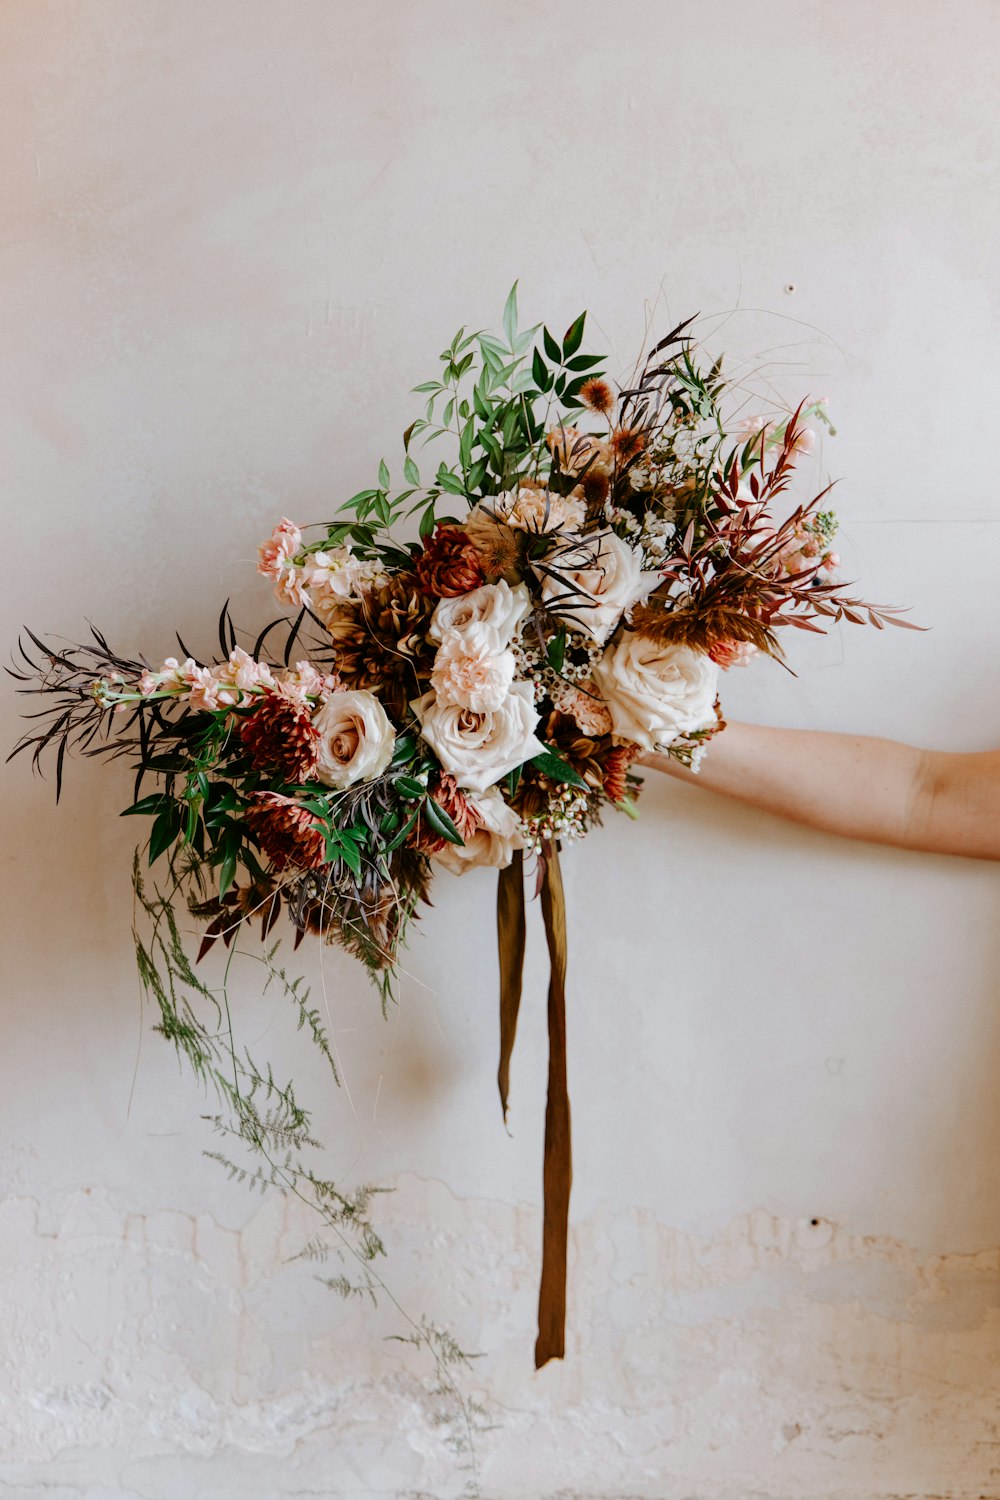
[278,660,341,704]
[182,662,239,712]
[708,639,758,670]
[303,546,386,604]
[777,523,839,579]
[258,518,306,606]
[135,649,278,711]
[494,484,586,535]
[558,681,614,736]
[226,646,276,693]
[430,623,516,713]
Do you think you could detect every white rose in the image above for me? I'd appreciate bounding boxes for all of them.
[313,690,396,789]
[591,636,719,752]
[430,623,516,713]
[537,530,659,644]
[411,681,545,793]
[428,580,532,648]
[433,787,526,876]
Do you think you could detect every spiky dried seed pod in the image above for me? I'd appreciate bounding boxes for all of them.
[579,377,614,415]
[610,427,648,465]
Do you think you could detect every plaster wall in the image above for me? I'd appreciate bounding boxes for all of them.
[3,3,1000,1496]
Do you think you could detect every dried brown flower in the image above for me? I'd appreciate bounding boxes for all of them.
[580,468,610,511]
[334,575,433,720]
[610,427,647,466]
[602,743,641,804]
[463,504,524,584]
[579,377,614,415]
[545,426,607,478]
[631,598,779,657]
[240,688,320,782]
[415,524,486,598]
[246,791,327,872]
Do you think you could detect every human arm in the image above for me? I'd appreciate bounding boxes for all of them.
[640,723,1000,861]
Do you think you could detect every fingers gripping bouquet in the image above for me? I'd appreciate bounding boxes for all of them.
[12,290,909,1366]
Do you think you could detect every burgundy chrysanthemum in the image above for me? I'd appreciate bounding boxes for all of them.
[414,524,486,599]
[245,791,327,871]
[240,689,320,782]
[411,773,484,855]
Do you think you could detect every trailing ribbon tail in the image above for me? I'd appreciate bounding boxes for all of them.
[495,844,573,1368]
[535,846,572,1368]
[496,849,526,1126]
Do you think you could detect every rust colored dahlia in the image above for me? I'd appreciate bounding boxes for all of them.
[411,773,484,855]
[415,525,485,599]
[245,791,327,871]
[240,689,320,782]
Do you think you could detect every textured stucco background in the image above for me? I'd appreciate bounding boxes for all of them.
[3,2,1000,1496]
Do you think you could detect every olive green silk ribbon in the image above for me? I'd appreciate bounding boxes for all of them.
[496,846,572,1369]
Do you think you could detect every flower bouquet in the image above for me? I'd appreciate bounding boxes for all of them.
[11,288,911,1367]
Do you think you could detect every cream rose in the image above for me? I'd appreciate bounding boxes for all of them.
[538,530,658,644]
[433,787,526,876]
[591,637,719,751]
[411,681,545,793]
[430,623,516,713]
[313,690,396,789]
[428,580,532,648]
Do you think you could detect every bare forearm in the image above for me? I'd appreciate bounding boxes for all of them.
[642,724,1000,860]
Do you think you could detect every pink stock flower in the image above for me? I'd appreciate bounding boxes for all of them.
[259,519,306,607]
[280,660,342,703]
[258,518,302,578]
[176,660,240,712]
[226,646,275,693]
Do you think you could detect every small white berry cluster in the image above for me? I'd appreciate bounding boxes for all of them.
[522,783,595,853]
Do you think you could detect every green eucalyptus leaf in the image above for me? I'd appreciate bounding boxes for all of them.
[422,795,465,846]
[532,748,589,790]
[385,806,419,852]
[502,281,519,347]
[531,346,548,390]
[148,806,183,866]
[121,793,173,817]
[562,311,586,358]
[419,505,437,538]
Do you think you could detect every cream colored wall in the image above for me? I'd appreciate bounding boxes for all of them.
[3,2,1000,1496]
